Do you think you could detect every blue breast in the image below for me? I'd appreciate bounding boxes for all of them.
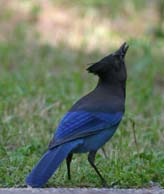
[72,126,117,153]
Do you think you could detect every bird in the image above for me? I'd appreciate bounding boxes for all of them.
[26,42,129,188]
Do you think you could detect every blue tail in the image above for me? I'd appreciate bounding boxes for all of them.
[26,140,83,187]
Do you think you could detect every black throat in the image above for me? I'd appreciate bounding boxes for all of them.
[96,77,126,99]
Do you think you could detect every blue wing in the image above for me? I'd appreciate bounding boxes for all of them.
[49,111,123,149]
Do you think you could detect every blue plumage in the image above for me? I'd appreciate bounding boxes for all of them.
[26,111,123,187]
[26,42,129,187]
[52,111,123,147]
[26,139,83,187]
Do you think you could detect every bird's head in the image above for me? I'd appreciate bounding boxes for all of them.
[87,42,129,83]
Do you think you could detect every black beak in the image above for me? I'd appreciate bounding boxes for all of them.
[116,42,129,58]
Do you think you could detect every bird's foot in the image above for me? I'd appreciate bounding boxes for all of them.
[101,179,108,188]
[68,175,71,180]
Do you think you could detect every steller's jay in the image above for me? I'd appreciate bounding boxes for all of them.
[26,42,129,188]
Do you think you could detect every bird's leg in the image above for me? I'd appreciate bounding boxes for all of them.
[101,147,108,159]
[88,151,108,187]
[66,153,73,180]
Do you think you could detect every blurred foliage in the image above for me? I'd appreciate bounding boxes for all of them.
[0,0,164,188]
[54,0,147,12]
[154,0,164,37]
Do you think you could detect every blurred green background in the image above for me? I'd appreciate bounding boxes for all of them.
[0,0,164,188]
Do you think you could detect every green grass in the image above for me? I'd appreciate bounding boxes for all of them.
[0,6,164,188]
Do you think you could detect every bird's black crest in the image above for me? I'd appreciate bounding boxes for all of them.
[87,42,129,75]
[86,61,106,75]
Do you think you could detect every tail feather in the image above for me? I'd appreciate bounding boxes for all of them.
[26,140,83,187]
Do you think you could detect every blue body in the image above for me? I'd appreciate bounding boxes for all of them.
[73,127,117,153]
[26,111,123,187]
